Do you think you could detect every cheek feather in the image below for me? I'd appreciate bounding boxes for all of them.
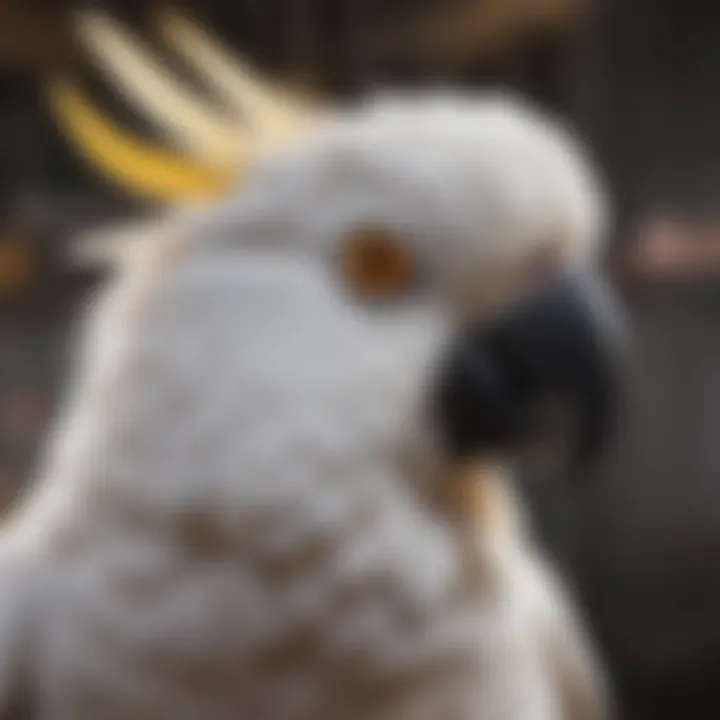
[438,461,523,539]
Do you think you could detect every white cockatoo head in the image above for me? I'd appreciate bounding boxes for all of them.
[19,91,620,540]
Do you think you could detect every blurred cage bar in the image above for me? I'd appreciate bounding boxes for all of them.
[2,1,720,719]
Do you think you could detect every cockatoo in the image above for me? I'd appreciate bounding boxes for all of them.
[0,92,621,719]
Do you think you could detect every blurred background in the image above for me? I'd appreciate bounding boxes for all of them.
[0,0,718,717]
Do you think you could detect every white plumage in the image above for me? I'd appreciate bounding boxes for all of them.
[0,92,610,719]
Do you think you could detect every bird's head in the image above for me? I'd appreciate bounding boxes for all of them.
[28,91,622,536]
[204,92,617,468]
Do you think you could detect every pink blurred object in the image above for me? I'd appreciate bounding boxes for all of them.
[622,216,720,282]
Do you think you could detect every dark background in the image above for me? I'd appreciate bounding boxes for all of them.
[1,1,719,717]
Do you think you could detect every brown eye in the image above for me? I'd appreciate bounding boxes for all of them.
[338,227,418,301]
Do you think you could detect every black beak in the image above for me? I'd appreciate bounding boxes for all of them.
[434,271,626,476]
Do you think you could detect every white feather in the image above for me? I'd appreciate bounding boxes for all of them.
[0,92,609,719]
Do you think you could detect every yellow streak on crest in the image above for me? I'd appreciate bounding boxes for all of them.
[46,78,232,203]
[74,8,247,165]
[156,10,316,146]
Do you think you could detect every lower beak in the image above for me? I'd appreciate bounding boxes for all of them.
[434,271,626,477]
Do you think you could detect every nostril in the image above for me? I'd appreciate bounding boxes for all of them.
[516,240,569,293]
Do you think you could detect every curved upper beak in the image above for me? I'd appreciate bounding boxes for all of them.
[434,271,627,478]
